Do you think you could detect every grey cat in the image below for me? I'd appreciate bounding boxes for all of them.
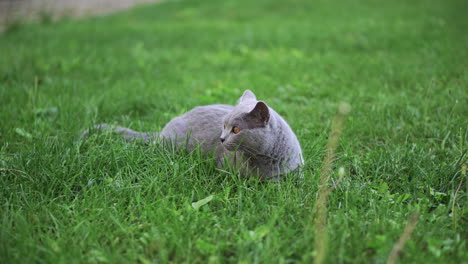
[83,90,303,180]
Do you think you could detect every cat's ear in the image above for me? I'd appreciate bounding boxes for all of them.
[247,101,270,125]
[238,90,257,103]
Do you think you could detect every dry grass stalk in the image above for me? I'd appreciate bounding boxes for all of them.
[313,102,351,264]
[386,212,420,264]
[452,164,466,226]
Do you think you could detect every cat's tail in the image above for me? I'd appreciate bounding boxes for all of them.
[81,123,159,143]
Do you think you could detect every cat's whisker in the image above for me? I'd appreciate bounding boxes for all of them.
[239,145,278,160]
[239,145,258,156]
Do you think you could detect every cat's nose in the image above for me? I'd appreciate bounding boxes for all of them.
[220,137,225,143]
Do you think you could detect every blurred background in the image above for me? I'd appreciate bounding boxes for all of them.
[0,0,157,27]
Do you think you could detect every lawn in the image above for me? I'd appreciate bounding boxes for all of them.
[0,0,467,263]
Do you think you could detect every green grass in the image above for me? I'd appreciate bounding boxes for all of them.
[1,0,467,263]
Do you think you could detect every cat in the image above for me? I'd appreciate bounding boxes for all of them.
[82,90,304,180]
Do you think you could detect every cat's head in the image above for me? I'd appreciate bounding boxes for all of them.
[220,90,271,153]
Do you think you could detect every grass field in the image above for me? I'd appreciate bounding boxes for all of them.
[1,0,467,263]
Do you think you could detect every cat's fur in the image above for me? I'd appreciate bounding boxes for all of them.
[83,90,303,180]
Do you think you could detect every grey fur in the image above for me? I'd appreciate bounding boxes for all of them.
[83,90,303,180]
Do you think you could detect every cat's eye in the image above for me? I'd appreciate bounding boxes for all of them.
[232,126,241,134]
